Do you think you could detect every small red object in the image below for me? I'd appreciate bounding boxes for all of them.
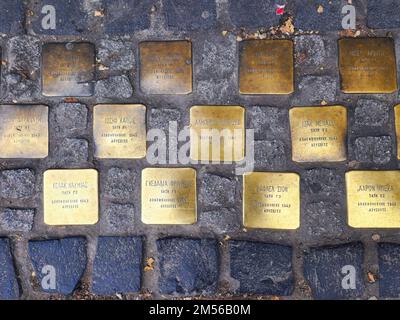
[276,5,285,15]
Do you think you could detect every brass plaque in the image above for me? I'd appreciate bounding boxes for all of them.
[42,42,95,97]
[243,172,300,229]
[139,41,192,94]
[0,105,48,158]
[141,168,197,224]
[239,40,294,94]
[339,38,398,93]
[43,169,99,225]
[93,104,146,159]
[394,105,400,160]
[346,171,400,228]
[289,106,347,162]
[190,106,245,162]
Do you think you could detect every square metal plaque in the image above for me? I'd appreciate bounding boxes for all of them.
[139,41,192,94]
[289,106,347,162]
[190,105,245,162]
[239,40,294,94]
[141,168,197,224]
[93,104,146,159]
[339,38,398,93]
[0,105,48,158]
[43,169,99,225]
[42,42,95,97]
[346,171,400,228]
[243,172,300,229]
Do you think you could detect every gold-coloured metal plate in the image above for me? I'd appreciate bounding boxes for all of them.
[43,169,99,225]
[141,168,197,224]
[239,40,294,94]
[243,172,300,229]
[139,41,192,94]
[190,106,245,162]
[346,171,400,228]
[289,106,347,162]
[339,38,398,93]
[0,105,48,158]
[93,104,147,159]
[42,42,95,97]
[394,104,400,160]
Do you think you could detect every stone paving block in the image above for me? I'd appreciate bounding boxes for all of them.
[302,168,344,197]
[354,99,389,127]
[247,106,287,141]
[294,0,345,32]
[354,136,393,165]
[199,208,241,234]
[254,140,287,170]
[0,169,36,199]
[199,173,236,208]
[53,138,89,165]
[31,0,88,35]
[228,0,280,28]
[29,238,87,295]
[103,203,135,232]
[297,76,337,104]
[103,0,152,34]
[157,238,219,295]
[378,243,400,298]
[367,0,400,29]
[53,103,88,135]
[97,40,135,71]
[303,243,364,299]
[103,168,136,200]
[295,35,327,69]
[95,75,133,98]
[92,237,142,295]
[229,241,294,295]
[0,0,24,34]
[0,238,19,299]
[0,208,35,232]
[165,0,217,30]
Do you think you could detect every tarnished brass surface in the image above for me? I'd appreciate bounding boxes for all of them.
[141,168,197,224]
[42,42,95,97]
[43,169,99,225]
[346,171,400,228]
[239,40,294,94]
[0,105,48,158]
[339,38,398,93]
[140,41,192,94]
[93,104,146,159]
[243,172,300,229]
[289,106,347,162]
[394,104,400,160]
[190,105,245,162]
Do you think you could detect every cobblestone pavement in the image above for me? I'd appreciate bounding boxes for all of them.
[1,0,400,300]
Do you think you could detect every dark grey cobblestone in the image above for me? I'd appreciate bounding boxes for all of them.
[294,35,327,70]
[254,140,288,170]
[102,203,135,232]
[0,208,35,232]
[378,243,400,298]
[302,168,344,197]
[353,136,393,165]
[0,169,36,199]
[247,106,288,141]
[296,76,337,104]
[95,75,133,99]
[103,168,136,201]
[199,208,241,234]
[0,0,24,35]
[97,40,135,72]
[0,238,19,299]
[52,138,89,165]
[53,103,88,135]
[199,173,236,209]
[367,0,400,29]
[354,99,390,127]
[228,0,280,28]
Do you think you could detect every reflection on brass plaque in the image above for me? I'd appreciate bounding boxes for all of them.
[289,106,347,162]
[190,106,245,162]
[140,41,192,94]
[394,104,400,160]
[93,104,147,159]
[243,172,300,229]
[42,42,95,97]
[339,38,398,93]
[239,40,294,94]
[44,169,99,225]
[346,171,400,228]
[0,105,48,158]
[141,168,197,224]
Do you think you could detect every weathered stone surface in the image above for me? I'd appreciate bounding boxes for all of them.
[97,40,135,71]
[92,237,142,295]
[0,0,24,34]
[103,168,136,200]
[149,108,181,132]
[29,238,87,295]
[53,103,88,135]
[295,35,327,68]
[304,243,364,299]
[354,99,389,127]
[0,208,35,232]
[0,238,19,299]
[53,138,89,164]
[165,0,217,30]
[354,136,393,165]
[367,0,400,29]
[0,169,36,199]
[247,106,287,140]
[378,243,400,298]
[157,238,219,294]
[228,0,280,28]
[199,173,236,208]
[297,76,337,103]
[196,79,232,103]
[103,203,135,232]
[230,241,294,295]
[95,76,133,98]
[199,208,241,234]
[302,168,344,197]
[254,140,287,170]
